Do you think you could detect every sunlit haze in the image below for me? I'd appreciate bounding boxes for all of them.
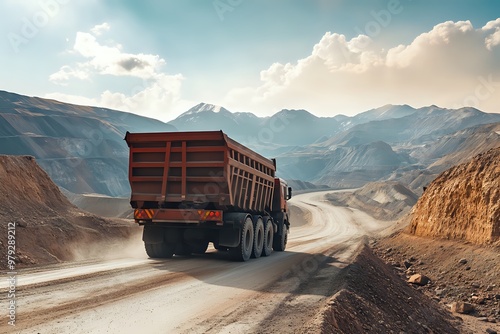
[1,0,500,121]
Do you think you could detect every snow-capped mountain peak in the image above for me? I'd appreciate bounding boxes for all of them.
[184,102,225,116]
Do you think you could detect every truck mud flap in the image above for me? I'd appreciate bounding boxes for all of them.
[218,229,240,248]
[219,213,251,247]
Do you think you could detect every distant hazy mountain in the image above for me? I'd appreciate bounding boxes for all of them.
[0,90,176,196]
[319,106,500,147]
[261,109,342,146]
[359,120,500,196]
[168,103,261,141]
[350,104,417,124]
[2,90,500,200]
[277,140,412,188]
[269,107,500,189]
[168,104,494,154]
[412,122,500,169]
[387,122,500,195]
[168,104,342,153]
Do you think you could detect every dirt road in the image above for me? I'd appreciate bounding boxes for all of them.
[3,191,394,334]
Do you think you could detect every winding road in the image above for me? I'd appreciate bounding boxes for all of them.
[3,190,394,334]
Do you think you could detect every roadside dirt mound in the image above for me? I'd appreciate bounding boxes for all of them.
[326,181,418,220]
[0,155,139,269]
[316,245,460,333]
[0,155,72,214]
[409,147,500,244]
[374,233,500,333]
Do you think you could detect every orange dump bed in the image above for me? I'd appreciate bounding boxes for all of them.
[125,131,276,212]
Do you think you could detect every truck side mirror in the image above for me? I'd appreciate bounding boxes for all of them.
[287,187,292,200]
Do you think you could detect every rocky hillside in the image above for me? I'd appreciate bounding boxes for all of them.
[0,90,175,197]
[0,155,138,268]
[0,155,72,215]
[408,147,500,244]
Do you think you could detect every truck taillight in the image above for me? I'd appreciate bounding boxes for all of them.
[134,209,154,220]
[198,210,223,222]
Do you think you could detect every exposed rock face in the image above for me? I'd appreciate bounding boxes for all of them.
[409,147,500,244]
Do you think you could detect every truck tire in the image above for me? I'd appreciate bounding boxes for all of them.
[229,216,254,261]
[273,224,288,251]
[145,241,174,258]
[251,217,264,258]
[262,218,274,257]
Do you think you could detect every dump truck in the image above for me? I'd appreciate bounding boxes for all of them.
[125,130,292,261]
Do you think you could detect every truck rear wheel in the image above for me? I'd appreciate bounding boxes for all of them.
[251,217,264,258]
[229,216,254,261]
[262,218,274,256]
[273,224,288,251]
[145,241,175,258]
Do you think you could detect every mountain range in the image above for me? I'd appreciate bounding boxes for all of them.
[169,101,500,192]
[0,91,174,196]
[1,90,499,201]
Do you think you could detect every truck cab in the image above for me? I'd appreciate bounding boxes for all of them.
[270,178,292,252]
[272,178,292,213]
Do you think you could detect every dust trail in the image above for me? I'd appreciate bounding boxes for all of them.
[69,225,145,262]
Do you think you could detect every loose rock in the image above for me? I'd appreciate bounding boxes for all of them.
[435,288,446,297]
[450,301,474,314]
[408,274,430,286]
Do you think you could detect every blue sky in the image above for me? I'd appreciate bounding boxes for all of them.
[1,0,500,121]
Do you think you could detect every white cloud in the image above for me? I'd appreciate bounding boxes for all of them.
[224,19,500,116]
[49,64,90,85]
[90,22,110,36]
[44,92,97,107]
[45,74,192,121]
[386,20,477,68]
[483,18,500,50]
[48,19,500,120]
[51,26,166,83]
[99,74,185,116]
[48,23,190,120]
[311,32,382,71]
